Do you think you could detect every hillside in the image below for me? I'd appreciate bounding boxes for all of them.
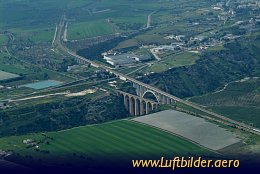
[190,78,260,128]
[142,33,260,98]
[0,94,128,137]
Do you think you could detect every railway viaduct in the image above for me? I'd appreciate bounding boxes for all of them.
[117,91,159,116]
[59,26,260,135]
[68,49,177,112]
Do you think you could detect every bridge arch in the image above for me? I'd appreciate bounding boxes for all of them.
[142,90,159,103]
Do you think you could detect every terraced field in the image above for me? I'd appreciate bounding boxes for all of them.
[0,120,210,167]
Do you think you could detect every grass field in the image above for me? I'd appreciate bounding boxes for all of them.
[10,27,55,43]
[115,39,140,50]
[0,52,75,100]
[0,0,217,42]
[0,53,31,75]
[0,70,19,81]
[146,52,200,73]
[0,120,210,166]
[68,20,115,40]
[0,34,9,45]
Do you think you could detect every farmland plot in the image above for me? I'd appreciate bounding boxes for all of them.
[0,70,19,81]
[132,110,240,150]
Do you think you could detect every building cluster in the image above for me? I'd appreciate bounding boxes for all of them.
[97,0,259,68]
[146,30,243,59]
[150,0,259,59]
[23,139,37,146]
[103,53,152,67]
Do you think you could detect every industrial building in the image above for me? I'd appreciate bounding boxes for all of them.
[103,53,152,67]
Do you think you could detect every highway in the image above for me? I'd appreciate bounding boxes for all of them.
[57,16,260,135]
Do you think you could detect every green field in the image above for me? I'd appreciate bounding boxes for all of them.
[0,0,217,42]
[68,20,115,40]
[0,70,19,81]
[135,33,171,45]
[0,120,210,166]
[12,28,55,43]
[0,52,75,100]
[0,34,9,45]
[146,52,200,73]
[0,53,31,75]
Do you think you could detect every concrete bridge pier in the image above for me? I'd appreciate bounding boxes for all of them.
[129,97,135,116]
[135,99,140,116]
[140,101,145,115]
[146,102,151,115]
[133,83,146,97]
[118,91,158,116]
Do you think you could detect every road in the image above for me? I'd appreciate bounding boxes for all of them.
[63,22,68,42]
[2,77,116,103]
[55,16,260,135]
[150,48,161,61]
[126,64,149,75]
[52,25,58,48]
[9,92,69,102]
[147,11,156,29]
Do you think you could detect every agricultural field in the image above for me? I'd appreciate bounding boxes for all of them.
[148,52,199,72]
[10,28,55,43]
[133,110,240,151]
[145,52,200,73]
[190,78,260,128]
[0,0,70,43]
[0,0,259,171]
[114,39,140,50]
[135,33,171,45]
[0,120,211,168]
[68,20,116,40]
[0,53,30,75]
[0,52,75,101]
[0,34,9,45]
[0,70,19,81]
[20,80,62,90]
